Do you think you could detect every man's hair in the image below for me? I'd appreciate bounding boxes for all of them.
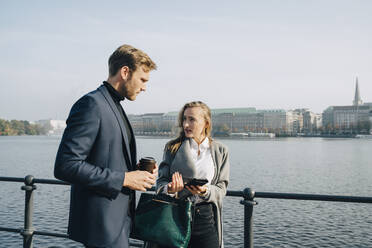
[108,44,157,77]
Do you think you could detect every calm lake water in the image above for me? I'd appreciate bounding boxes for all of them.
[0,136,371,247]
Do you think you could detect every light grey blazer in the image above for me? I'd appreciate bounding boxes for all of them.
[156,138,230,247]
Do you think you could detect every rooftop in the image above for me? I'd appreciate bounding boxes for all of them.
[211,107,257,115]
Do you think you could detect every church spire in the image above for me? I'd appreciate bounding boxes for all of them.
[353,77,363,106]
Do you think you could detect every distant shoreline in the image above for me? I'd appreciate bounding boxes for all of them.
[134,134,361,139]
[2,134,369,140]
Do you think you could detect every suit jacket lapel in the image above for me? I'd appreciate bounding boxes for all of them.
[98,85,133,168]
[122,108,137,168]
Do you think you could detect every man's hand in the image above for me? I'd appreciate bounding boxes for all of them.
[123,170,156,191]
[151,163,158,177]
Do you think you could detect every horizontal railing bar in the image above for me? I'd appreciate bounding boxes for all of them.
[254,192,372,203]
[34,230,69,238]
[0,226,20,233]
[33,178,69,185]
[0,177,25,183]
[227,190,244,197]
[0,229,143,247]
[1,176,372,203]
[0,177,70,185]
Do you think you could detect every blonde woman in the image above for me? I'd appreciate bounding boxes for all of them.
[156,101,230,248]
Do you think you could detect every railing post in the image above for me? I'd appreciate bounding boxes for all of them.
[240,188,257,248]
[21,175,36,248]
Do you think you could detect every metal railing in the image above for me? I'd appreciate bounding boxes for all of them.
[1,175,372,248]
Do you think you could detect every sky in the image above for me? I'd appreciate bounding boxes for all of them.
[0,0,371,121]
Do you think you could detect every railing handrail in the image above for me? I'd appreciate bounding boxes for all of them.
[254,191,372,203]
[1,175,372,248]
[0,176,70,185]
[1,176,372,203]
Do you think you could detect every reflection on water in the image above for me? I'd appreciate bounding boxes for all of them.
[0,136,371,247]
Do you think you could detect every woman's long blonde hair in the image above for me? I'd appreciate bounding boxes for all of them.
[166,101,213,154]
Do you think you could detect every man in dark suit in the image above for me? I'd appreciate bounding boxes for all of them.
[54,44,157,248]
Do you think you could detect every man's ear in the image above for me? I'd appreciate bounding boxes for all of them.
[120,66,130,81]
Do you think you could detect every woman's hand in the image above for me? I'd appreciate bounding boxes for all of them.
[185,185,207,196]
[167,172,184,194]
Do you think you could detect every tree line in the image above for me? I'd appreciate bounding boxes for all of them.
[0,119,50,136]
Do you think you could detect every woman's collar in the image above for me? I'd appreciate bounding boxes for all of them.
[190,137,210,150]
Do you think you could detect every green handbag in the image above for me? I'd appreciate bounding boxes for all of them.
[133,193,192,248]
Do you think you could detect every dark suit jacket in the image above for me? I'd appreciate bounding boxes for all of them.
[54,84,136,247]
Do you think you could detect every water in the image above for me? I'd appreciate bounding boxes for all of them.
[0,136,371,247]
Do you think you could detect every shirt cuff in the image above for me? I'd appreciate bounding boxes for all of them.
[163,184,177,197]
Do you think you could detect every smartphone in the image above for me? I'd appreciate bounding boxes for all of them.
[184,178,208,187]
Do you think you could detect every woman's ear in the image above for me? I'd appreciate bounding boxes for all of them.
[205,121,209,134]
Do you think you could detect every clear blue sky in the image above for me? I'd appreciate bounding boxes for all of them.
[1,0,371,121]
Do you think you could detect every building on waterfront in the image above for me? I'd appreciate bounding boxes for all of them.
[211,108,258,132]
[212,108,306,134]
[303,110,322,134]
[127,114,144,131]
[161,111,178,132]
[290,109,305,134]
[322,78,372,134]
[128,112,175,135]
[35,119,66,135]
[260,109,287,133]
[212,108,297,134]
[128,107,315,136]
[142,113,164,132]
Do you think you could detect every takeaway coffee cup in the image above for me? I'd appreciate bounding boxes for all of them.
[138,157,156,172]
